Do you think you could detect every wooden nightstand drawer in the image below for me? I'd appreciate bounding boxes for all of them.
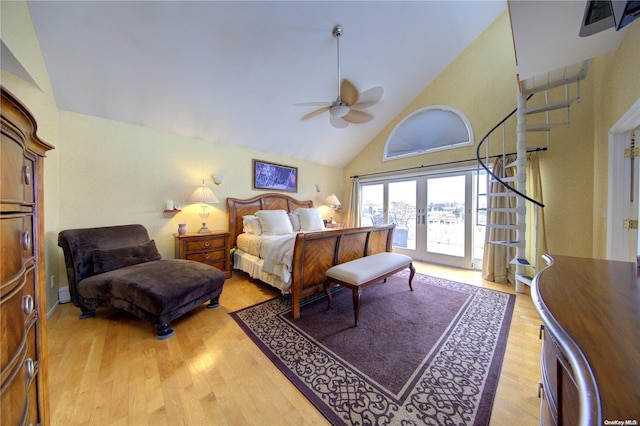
[186,250,224,263]
[175,231,231,278]
[185,238,225,252]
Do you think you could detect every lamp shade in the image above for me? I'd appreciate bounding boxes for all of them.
[188,181,219,204]
[326,193,341,206]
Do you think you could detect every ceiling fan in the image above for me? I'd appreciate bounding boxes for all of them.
[298,25,383,129]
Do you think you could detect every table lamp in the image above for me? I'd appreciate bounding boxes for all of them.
[188,180,219,233]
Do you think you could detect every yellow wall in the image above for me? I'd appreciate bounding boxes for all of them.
[1,0,61,312]
[344,12,639,261]
[344,13,518,185]
[590,20,640,258]
[1,0,343,313]
[57,111,343,258]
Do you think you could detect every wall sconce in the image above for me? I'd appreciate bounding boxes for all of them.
[211,174,223,185]
[326,193,341,224]
[188,180,219,233]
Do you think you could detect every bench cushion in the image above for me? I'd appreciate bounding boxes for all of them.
[326,252,412,285]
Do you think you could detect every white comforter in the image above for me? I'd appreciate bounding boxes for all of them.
[261,234,296,274]
[235,233,298,291]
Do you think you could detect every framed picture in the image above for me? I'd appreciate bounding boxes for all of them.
[253,159,298,193]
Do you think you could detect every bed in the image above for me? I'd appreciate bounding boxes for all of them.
[227,193,395,318]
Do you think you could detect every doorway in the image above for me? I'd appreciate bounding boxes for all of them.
[608,99,640,262]
[359,167,486,269]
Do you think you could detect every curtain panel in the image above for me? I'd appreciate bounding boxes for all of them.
[482,155,517,283]
[348,177,361,228]
[481,153,546,284]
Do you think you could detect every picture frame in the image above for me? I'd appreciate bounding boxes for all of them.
[252,159,298,193]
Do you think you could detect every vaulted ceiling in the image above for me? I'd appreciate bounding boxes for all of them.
[23,1,630,168]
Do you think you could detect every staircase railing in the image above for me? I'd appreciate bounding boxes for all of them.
[475,77,583,292]
[475,94,544,209]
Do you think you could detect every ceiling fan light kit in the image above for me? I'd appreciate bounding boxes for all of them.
[330,102,350,117]
[298,25,383,128]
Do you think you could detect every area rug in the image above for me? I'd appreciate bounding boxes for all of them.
[230,271,515,425]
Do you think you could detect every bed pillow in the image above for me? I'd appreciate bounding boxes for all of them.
[298,208,326,232]
[242,215,262,235]
[255,210,294,235]
[93,240,161,274]
[289,212,300,232]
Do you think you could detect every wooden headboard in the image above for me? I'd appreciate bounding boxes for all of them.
[227,193,314,247]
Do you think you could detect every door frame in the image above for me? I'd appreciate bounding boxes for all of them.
[359,165,480,269]
[608,97,640,262]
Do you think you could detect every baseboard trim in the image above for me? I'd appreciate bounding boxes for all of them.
[46,301,59,319]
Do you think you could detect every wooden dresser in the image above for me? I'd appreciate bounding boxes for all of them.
[532,255,640,426]
[1,88,54,425]
[175,231,231,278]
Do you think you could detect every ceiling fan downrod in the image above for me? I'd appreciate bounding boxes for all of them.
[331,25,350,117]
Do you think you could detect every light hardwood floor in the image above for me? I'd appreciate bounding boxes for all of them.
[47,262,542,425]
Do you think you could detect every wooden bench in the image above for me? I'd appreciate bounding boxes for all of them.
[324,252,416,326]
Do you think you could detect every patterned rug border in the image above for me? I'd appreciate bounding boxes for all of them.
[230,273,516,425]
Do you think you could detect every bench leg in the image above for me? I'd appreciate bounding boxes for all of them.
[408,263,416,291]
[352,289,362,326]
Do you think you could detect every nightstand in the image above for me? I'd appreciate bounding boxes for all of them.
[175,231,231,278]
[325,223,345,230]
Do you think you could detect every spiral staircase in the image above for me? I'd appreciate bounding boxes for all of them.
[476,60,590,293]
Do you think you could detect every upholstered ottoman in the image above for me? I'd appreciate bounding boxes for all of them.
[58,224,226,339]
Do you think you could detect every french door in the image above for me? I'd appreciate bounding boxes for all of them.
[360,168,485,269]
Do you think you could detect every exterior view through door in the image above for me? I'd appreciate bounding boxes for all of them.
[359,168,487,270]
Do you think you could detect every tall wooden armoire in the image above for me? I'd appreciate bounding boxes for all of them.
[1,87,54,425]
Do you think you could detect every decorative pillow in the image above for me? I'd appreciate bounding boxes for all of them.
[289,212,300,232]
[93,240,161,274]
[298,208,326,232]
[255,209,294,235]
[242,215,262,235]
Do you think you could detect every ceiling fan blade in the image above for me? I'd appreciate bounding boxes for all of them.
[330,114,349,128]
[301,106,330,121]
[352,86,384,110]
[342,109,373,123]
[341,79,359,106]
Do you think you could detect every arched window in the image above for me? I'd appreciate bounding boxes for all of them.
[384,106,474,160]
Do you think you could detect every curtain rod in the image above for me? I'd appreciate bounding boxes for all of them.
[350,146,547,179]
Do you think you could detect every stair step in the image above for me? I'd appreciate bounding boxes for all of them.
[487,192,516,197]
[505,159,520,169]
[488,240,525,247]
[490,176,518,183]
[520,60,590,95]
[526,123,568,132]
[485,206,526,214]
[523,97,579,115]
[487,223,526,230]
[516,274,533,286]
[510,257,531,266]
